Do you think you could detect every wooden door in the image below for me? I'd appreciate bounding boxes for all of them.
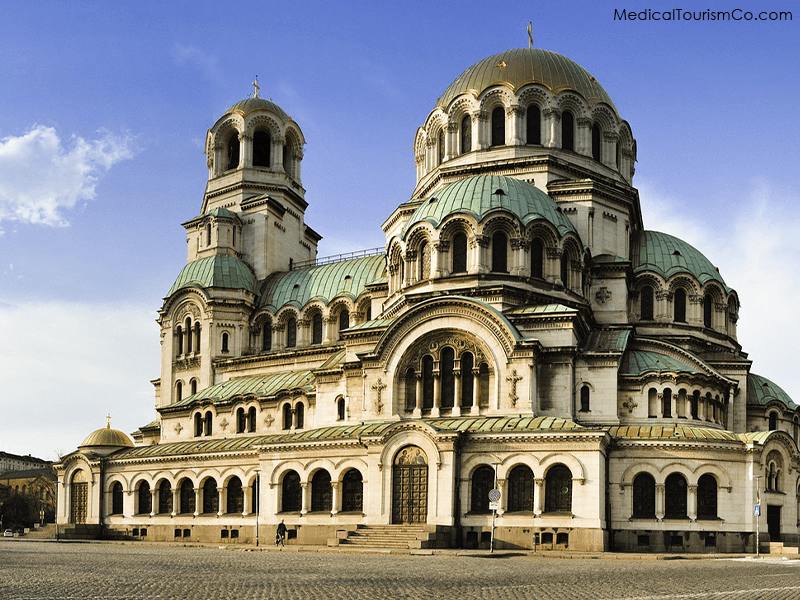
[70,482,87,524]
[391,446,428,524]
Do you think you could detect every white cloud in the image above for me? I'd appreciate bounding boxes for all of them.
[0,126,134,227]
[0,301,159,461]
[173,43,222,83]
[638,179,800,402]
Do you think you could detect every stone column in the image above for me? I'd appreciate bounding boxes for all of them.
[533,478,544,516]
[453,371,462,417]
[507,106,524,146]
[271,136,285,173]
[655,290,671,323]
[431,371,441,417]
[544,108,560,148]
[193,488,201,517]
[472,111,486,150]
[296,319,309,347]
[432,241,448,278]
[330,482,340,516]
[603,132,619,169]
[414,373,423,418]
[403,251,416,287]
[546,247,560,284]
[576,117,591,156]
[240,132,253,168]
[324,316,337,344]
[243,488,251,516]
[470,369,480,415]
[217,487,225,517]
[124,489,134,518]
[469,235,488,274]
[688,295,704,326]
[444,122,457,161]
[294,147,303,182]
[150,488,158,517]
[655,484,665,521]
[300,482,309,515]
[656,392,664,419]
[688,485,697,522]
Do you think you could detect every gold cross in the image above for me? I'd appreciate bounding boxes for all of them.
[506,370,522,407]
[371,378,387,414]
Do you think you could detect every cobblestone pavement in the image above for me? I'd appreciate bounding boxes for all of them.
[2,542,800,599]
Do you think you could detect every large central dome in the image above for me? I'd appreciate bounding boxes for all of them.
[437,48,615,110]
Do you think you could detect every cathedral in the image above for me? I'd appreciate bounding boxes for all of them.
[56,46,799,553]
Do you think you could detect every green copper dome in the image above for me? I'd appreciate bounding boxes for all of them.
[168,255,257,296]
[634,231,728,290]
[747,373,796,410]
[438,48,615,110]
[404,175,576,238]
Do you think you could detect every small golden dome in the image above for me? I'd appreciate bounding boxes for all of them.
[80,419,134,449]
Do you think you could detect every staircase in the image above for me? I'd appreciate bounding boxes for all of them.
[58,524,101,540]
[335,524,437,549]
[767,541,800,556]
[24,524,57,540]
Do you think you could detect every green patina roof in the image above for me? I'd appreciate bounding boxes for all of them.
[343,318,394,332]
[258,254,385,311]
[507,303,577,316]
[168,255,257,296]
[112,416,587,460]
[437,48,615,110]
[207,207,240,220]
[620,349,700,377]
[635,231,728,290]
[168,371,314,410]
[403,175,576,239]
[610,424,746,443]
[747,373,797,410]
[583,328,631,354]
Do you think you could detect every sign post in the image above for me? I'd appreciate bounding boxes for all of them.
[488,464,501,554]
[754,475,761,557]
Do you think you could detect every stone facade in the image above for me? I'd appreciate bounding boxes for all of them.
[56,48,799,552]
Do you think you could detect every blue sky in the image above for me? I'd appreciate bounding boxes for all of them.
[1,1,798,458]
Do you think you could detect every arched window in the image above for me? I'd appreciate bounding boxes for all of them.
[338,309,350,337]
[337,396,346,421]
[490,107,505,147]
[663,388,672,418]
[664,473,688,518]
[461,352,474,408]
[341,469,363,512]
[545,465,572,513]
[418,240,430,281]
[561,111,575,151]
[526,105,541,145]
[111,482,123,515]
[193,322,201,353]
[452,232,467,273]
[204,411,212,436]
[766,451,782,492]
[311,312,323,345]
[470,466,494,514]
[157,481,172,514]
[236,407,246,433]
[640,286,654,320]
[703,294,713,328]
[491,231,508,273]
[769,412,778,431]
[286,317,297,347]
[175,380,183,403]
[560,253,569,288]
[697,474,718,519]
[262,321,272,351]
[580,385,590,412]
[179,479,195,514]
[248,406,256,433]
[632,473,656,518]
[311,470,332,512]
[531,238,544,279]
[591,123,602,161]
[190,379,197,395]
[175,325,183,356]
[221,332,229,353]
[202,479,218,514]
[440,347,455,409]
[673,288,687,323]
[404,368,416,412]
[690,390,700,419]
[295,403,304,429]
[282,404,292,430]
[507,465,535,512]
[478,363,490,407]
[281,471,301,512]
[226,132,240,170]
[460,114,471,154]
[205,223,211,247]
[253,129,271,167]
[137,482,151,515]
[194,413,203,437]
[226,477,243,514]
[422,355,434,410]
[437,129,445,165]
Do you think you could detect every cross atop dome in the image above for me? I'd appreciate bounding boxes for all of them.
[252,76,260,99]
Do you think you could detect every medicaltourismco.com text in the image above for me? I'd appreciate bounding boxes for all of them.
[613,8,792,22]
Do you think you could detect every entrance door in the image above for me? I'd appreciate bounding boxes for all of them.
[767,505,781,541]
[391,446,428,524]
[70,483,87,524]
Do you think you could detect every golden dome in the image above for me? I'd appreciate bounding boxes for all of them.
[437,48,615,111]
[80,420,134,449]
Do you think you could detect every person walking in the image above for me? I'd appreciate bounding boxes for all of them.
[275,519,287,548]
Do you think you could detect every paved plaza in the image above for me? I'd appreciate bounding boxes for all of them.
[2,541,800,599]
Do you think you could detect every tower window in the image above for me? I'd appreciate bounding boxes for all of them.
[338,309,350,337]
[580,385,590,412]
[561,111,575,151]
[247,406,256,433]
[286,317,297,348]
[205,223,212,247]
[531,238,544,279]
[175,380,183,403]
[673,289,687,323]
[703,294,713,328]
[226,132,240,170]
[337,396,346,421]
[262,321,272,352]
[591,123,602,161]
[491,231,508,273]
[221,332,229,353]
[526,104,541,145]
[460,114,471,153]
[253,130,271,167]
[311,312,323,345]
[437,129,445,165]
[640,286,654,320]
[452,232,467,273]
[490,107,505,147]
